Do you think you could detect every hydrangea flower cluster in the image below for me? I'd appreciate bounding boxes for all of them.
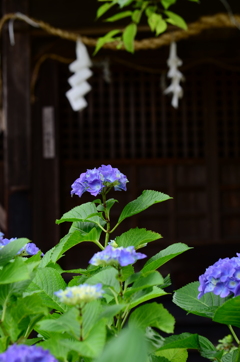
[0,233,42,256]
[0,344,57,362]
[198,254,240,299]
[54,283,104,306]
[71,164,128,197]
[89,245,147,267]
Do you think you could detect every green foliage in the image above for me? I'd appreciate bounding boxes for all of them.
[118,190,172,224]
[95,0,199,53]
[2,166,233,362]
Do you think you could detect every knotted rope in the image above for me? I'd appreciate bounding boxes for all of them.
[0,12,239,51]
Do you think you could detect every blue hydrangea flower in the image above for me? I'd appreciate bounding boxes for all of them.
[89,245,146,267]
[198,254,240,299]
[71,165,128,197]
[54,283,104,306]
[0,344,57,362]
[0,234,43,256]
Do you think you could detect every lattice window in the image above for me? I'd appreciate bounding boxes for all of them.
[215,69,240,158]
[59,65,205,160]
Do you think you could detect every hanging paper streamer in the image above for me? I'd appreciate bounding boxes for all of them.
[66,40,93,111]
[164,42,184,109]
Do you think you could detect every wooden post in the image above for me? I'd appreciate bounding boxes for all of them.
[1,0,31,238]
[32,59,60,251]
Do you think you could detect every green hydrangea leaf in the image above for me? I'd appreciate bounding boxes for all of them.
[25,267,67,312]
[129,286,167,309]
[156,333,200,351]
[118,190,172,224]
[129,302,175,333]
[115,227,162,248]
[173,281,226,318]
[95,324,148,362]
[0,257,30,284]
[125,271,164,297]
[0,238,29,266]
[213,296,240,328]
[156,348,188,362]
[142,243,192,274]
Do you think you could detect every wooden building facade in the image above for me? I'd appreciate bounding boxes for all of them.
[0,0,240,289]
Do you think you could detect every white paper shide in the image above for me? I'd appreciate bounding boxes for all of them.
[66,40,93,111]
[164,42,184,109]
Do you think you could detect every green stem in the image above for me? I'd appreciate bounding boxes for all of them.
[110,222,120,234]
[79,306,84,341]
[229,325,240,344]
[102,193,111,247]
[121,310,129,328]
[93,240,104,250]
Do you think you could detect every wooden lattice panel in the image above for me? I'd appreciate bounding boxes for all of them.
[214,69,240,158]
[59,66,206,160]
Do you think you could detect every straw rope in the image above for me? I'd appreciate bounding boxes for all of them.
[0,12,240,51]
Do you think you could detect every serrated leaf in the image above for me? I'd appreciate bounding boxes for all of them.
[165,11,188,30]
[157,333,200,351]
[0,337,8,353]
[98,304,126,320]
[40,320,106,359]
[115,228,162,248]
[142,243,191,274]
[213,296,240,328]
[118,190,172,224]
[123,23,137,53]
[82,300,104,338]
[105,11,132,22]
[47,228,102,264]
[125,271,164,296]
[129,302,175,333]
[95,324,148,362]
[0,257,30,284]
[11,294,48,324]
[198,335,221,360]
[161,0,177,9]
[97,198,118,213]
[222,350,239,362]
[156,348,188,362]
[56,202,106,229]
[37,308,80,339]
[173,281,226,318]
[0,238,29,266]
[129,286,167,309]
[97,2,114,18]
[86,267,120,293]
[25,267,67,312]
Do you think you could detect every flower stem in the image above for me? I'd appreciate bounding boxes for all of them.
[102,193,111,247]
[229,325,240,344]
[79,306,84,341]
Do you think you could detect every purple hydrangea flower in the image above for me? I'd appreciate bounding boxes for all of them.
[89,245,146,267]
[54,283,104,305]
[0,344,57,362]
[71,165,128,197]
[198,254,240,299]
[0,233,43,256]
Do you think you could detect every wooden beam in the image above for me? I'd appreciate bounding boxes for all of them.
[2,0,31,237]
